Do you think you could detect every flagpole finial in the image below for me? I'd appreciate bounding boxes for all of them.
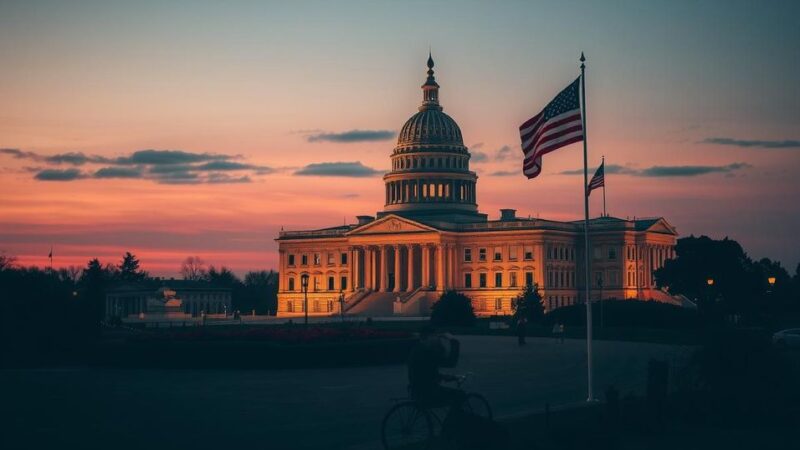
[580,52,585,69]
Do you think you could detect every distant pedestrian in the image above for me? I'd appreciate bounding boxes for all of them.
[516,316,528,346]
[552,323,565,343]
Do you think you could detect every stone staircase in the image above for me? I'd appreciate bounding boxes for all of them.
[346,291,398,317]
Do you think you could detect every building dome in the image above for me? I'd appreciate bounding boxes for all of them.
[396,109,464,148]
[379,54,485,223]
[395,53,465,151]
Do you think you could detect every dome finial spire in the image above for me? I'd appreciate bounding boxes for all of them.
[421,50,441,110]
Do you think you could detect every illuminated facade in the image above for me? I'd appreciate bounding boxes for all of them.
[276,56,678,317]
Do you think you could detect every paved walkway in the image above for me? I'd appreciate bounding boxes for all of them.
[0,336,691,450]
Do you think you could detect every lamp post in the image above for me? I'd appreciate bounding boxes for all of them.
[339,290,345,323]
[300,274,309,326]
[705,278,714,320]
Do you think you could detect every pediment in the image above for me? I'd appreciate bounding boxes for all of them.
[346,215,439,236]
[644,218,678,235]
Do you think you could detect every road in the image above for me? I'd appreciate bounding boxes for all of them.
[0,336,691,450]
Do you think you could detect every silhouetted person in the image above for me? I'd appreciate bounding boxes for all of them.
[407,327,465,408]
[516,316,528,346]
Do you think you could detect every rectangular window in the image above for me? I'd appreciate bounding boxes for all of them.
[493,247,502,261]
[288,277,295,291]
[593,247,602,260]
[608,248,617,260]
[327,276,335,291]
[301,254,308,266]
[464,273,472,288]
[327,253,335,265]
[510,272,518,287]
[479,273,487,288]
[495,298,503,310]
[464,248,472,262]
[288,254,295,266]
[509,245,518,261]
[313,253,321,265]
[341,252,348,265]
[495,272,503,287]
[595,271,603,288]
[525,271,534,287]
[547,246,552,260]
[524,245,533,261]
[340,276,347,291]
[479,248,487,262]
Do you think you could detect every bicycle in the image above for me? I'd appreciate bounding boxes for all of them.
[381,373,492,450]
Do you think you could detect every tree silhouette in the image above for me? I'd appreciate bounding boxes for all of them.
[512,283,545,323]
[118,252,146,282]
[430,290,476,327]
[180,256,207,281]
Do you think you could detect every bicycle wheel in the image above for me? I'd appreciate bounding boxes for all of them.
[381,401,433,450]
[461,393,493,420]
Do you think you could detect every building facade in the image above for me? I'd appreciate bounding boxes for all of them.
[105,280,232,318]
[276,56,678,317]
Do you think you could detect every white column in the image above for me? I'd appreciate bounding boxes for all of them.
[422,245,430,287]
[393,245,402,292]
[407,245,414,291]
[381,245,389,292]
[436,244,444,291]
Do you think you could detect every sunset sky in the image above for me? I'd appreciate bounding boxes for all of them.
[1,0,799,276]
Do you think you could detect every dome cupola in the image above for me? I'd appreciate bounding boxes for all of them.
[378,54,485,223]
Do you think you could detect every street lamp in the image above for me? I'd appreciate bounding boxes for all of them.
[300,273,310,326]
[768,277,776,288]
[706,278,714,286]
[339,290,346,323]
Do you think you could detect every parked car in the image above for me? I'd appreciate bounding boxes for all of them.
[772,329,800,349]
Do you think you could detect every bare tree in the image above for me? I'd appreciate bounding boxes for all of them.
[0,251,17,271]
[180,256,207,281]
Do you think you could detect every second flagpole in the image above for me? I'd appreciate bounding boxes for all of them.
[580,52,595,402]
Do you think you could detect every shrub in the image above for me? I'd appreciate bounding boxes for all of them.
[546,299,698,329]
[430,290,476,327]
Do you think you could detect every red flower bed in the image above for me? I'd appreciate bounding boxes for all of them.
[135,326,412,345]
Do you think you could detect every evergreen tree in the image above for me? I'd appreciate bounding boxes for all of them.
[512,283,545,323]
[117,252,146,282]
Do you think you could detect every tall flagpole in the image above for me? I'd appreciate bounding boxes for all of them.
[602,155,607,217]
[580,52,595,402]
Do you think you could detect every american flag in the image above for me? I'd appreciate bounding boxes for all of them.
[587,160,604,196]
[519,77,584,179]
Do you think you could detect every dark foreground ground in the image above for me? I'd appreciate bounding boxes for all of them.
[0,335,690,450]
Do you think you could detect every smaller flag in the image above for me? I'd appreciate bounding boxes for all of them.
[587,160,605,196]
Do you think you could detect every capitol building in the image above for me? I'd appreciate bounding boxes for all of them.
[276,56,678,317]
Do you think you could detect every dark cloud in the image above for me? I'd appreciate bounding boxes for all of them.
[34,168,86,181]
[560,164,639,175]
[196,160,273,173]
[471,151,489,163]
[702,137,800,149]
[489,170,518,177]
[45,152,112,165]
[93,167,143,179]
[494,145,514,161]
[294,161,382,177]
[117,149,233,165]
[1,147,274,185]
[306,130,395,143]
[470,142,485,150]
[1,148,38,159]
[640,163,751,177]
[1,148,112,165]
[561,163,750,177]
